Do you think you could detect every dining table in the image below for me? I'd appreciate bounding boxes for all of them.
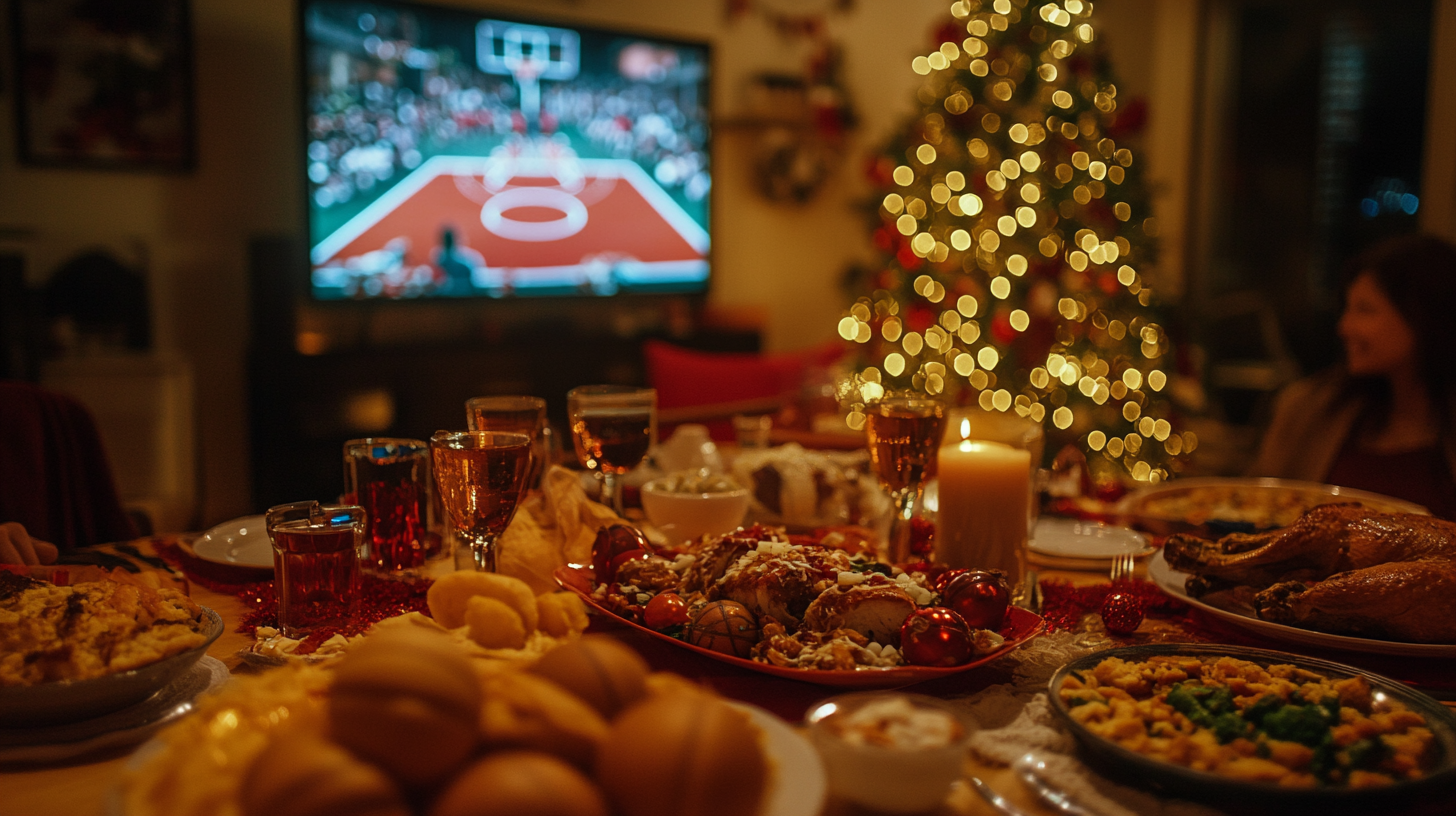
[4,533,1456,816]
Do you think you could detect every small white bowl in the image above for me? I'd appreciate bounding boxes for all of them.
[805,692,972,813]
[640,475,751,544]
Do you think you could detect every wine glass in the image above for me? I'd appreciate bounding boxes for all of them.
[465,395,550,488]
[429,430,533,572]
[864,396,946,564]
[567,385,656,515]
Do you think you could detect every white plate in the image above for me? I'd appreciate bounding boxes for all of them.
[190,515,273,569]
[0,656,229,764]
[1149,550,1456,658]
[729,702,827,816]
[1029,517,1151,560]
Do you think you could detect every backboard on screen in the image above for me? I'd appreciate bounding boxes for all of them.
[301,2,710,300]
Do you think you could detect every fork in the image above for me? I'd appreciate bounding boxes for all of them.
[1109,551,1136,584]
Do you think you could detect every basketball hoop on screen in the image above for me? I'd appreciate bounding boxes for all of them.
[476,20,579,133]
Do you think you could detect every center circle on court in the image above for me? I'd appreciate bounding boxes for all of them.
[480,187,588,242]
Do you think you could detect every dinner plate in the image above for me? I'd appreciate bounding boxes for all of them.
[1149,551,1456,658]
[0,656,229,764]
[1047,643,1456,809]
[0,607,226,727]
[1028,517,1151,560]
[1119,476,1427,537]
[190,515,273,569]
[730,702,827,816]
[554,564,1045,688]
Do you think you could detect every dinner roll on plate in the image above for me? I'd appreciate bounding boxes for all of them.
[241,731,410,816]
[329,627,481,787]
[430,751,609,816]
[528,635,649,719]
[596,690,768,816]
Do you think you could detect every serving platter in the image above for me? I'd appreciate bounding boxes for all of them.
[1047,643,1456,809]
[1148,551,1456,658]
[110,687,823,816]
[555,564,1045,688]
[1119,476,1427,537]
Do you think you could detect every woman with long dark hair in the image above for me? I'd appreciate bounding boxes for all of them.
[1249,233,1456,518]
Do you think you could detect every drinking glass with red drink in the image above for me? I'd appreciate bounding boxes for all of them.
[567,385,656,515]
[465,396,550,489]
[264,501,366,637]
[430,430,532,572]
[343,438,435,573]
[865,396,946,564]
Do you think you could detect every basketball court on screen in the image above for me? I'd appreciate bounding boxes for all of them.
[310,153,709,296]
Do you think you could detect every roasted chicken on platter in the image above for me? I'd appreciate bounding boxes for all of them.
[587,524,1008,670]
[1163,504,1456,643]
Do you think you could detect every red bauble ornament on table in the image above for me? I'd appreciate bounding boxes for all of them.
[1100,591,1145,635]
[899,607,974,667]
[643,592,689,629]
[939,570,1011,630]
[687,601,759,658]
[591,524,650,583]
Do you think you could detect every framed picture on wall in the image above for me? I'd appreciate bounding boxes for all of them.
[10,0,195,171]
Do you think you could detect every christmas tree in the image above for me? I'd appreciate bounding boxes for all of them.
[837,0,1193,483]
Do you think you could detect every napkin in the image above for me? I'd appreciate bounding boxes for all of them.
[495,465,621,595]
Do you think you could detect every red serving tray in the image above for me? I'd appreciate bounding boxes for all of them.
[554,564,1045,688]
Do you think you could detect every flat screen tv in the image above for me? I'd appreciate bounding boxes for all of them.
[300,1,711,300]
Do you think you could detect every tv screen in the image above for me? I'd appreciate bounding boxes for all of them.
[301,1,711,300]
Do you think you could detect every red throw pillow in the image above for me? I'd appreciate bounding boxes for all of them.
[643,340,846,440]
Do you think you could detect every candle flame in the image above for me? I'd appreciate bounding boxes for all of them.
[960,418,971,440]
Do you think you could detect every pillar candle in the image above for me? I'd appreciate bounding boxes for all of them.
[934,439,1031,586]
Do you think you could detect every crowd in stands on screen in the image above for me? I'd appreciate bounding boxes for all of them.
[306,44,708,213]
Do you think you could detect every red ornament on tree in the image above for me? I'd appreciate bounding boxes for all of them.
[899,607,974,667]
[1100,591,1145,635]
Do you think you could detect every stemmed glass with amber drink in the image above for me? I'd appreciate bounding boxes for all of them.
[466,396,550,489]
[567,385,656,515]
[430,431,533,572]
[865,396,946,564]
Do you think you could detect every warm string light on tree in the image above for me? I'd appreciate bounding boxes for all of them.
[837,0,1193,482]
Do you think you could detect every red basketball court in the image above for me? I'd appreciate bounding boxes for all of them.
[312,155,709,293]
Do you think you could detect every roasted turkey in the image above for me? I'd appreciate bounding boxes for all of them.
[1163,503,1456,643]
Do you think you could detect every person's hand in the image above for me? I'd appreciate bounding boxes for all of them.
[0,522,58,566]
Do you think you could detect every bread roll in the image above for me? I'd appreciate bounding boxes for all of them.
[430,751,609,816]
[428,571,538,632]
[479,670,609,766]
[329,627,481,787]
[596,691,768,816]
[528,635,648,719]
[241,731,410,816]
[536,591,590,637]
[464,596,527,649]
